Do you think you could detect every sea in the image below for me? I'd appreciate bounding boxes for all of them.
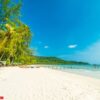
[46,65,100,79]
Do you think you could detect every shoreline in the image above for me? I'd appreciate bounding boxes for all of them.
[0,65,100,79]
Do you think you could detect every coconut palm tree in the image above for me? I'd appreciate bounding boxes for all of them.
[0,0,34,65]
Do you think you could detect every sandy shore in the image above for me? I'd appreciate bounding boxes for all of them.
[0,67,100,100]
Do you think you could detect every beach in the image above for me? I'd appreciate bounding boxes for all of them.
[0,66,100,100]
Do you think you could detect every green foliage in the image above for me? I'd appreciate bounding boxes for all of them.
[6,58,10,65]
[32,56,89,65]
[0,0,22,28]
[0,0,34,65]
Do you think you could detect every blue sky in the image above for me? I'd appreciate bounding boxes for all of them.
[21,0,100,64]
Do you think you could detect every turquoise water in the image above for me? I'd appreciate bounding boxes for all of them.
[46,65,100,79]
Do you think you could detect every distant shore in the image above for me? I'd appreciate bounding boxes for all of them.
[0,66,100,100]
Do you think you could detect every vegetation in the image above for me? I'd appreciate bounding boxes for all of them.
[32,56,89,65]
[0,0,33,65]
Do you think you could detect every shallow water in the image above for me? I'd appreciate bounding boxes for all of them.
[46,65,100,79]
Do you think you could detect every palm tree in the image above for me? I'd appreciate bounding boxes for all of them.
[0,0,33,65]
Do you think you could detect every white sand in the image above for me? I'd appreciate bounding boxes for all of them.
[0,67,100,100]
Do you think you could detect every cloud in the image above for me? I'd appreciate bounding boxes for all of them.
[60,40,100,64]
[77,40,100,64]
[44,45,49,48]
[68,44,77,48]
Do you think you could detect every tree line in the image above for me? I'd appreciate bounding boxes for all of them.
[32,56,89,65]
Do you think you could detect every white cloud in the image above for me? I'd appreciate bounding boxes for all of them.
[44,45,49,48]
[77,40,100,64]
[60,40,100,64]
[68,44,77,48]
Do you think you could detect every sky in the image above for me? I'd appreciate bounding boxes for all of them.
[21,0,100,64]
